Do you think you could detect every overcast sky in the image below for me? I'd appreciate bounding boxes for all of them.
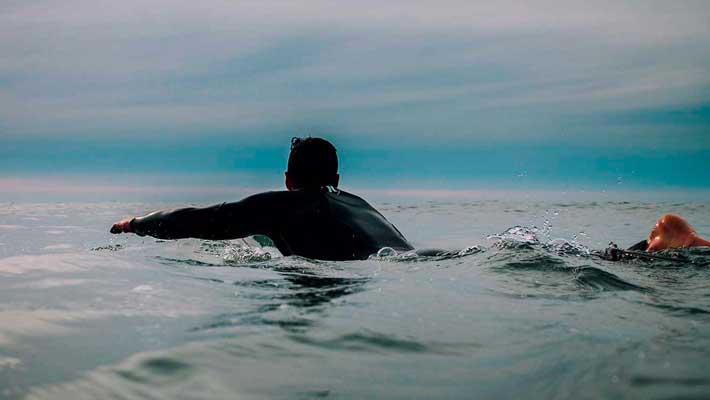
[1,0,709,189]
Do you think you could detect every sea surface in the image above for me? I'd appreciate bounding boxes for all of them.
[1,196,710,399]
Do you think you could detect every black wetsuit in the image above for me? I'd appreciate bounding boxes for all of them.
[601,239,649,262]
[627,240,648,251]
[130,187,413,261]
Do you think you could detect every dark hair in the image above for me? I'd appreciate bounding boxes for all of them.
[287,137,338,188]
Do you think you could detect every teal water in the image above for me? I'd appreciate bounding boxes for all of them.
[1,199,709,399]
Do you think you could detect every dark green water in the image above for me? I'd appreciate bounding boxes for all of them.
[1,200,709,399]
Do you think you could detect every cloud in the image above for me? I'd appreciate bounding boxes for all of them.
[0,0,709,149]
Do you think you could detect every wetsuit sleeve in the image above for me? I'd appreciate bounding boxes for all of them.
[627,240,648,251]
[130,192,281,240]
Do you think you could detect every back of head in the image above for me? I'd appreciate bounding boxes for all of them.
[647,213,699,251]
[287,137,339,189]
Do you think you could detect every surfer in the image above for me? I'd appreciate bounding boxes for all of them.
[605,214,710,262]
[628,213,710,251]
[110,137,414,260]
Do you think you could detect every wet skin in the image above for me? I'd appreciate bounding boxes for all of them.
[646,214,710,252]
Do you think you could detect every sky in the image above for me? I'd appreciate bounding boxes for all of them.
[1,0,709,193]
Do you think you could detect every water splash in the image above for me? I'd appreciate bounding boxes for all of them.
[544,238,592,257]
[376,247,398,258]
[223,240,272,264]
[370,246,483,262]
[457,245,483,257]
[488,226,591,257]
[488,226,541,245]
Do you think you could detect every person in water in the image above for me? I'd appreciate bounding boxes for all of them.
[628,213,710,252]
[110,137,414,260]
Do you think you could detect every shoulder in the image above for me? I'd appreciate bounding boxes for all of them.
[326,189,381,212]
[215,191,293,211]
[239,190,291,202]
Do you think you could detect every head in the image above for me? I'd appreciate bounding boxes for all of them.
[647,214,698,251]
[285,137,339,190]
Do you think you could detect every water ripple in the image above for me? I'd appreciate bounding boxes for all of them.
[288,330,480,355]
[574,267,651,292]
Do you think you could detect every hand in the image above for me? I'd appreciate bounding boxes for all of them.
[110,218,133,234]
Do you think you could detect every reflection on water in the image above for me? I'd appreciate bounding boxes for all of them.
[192,271,370,335]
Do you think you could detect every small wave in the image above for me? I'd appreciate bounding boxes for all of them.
[667,248,710,267]
[487,247,649,293]
[189,310,316,333]
[370,245,484,262]
[574,267,650,292]
[181,275,225,284]
[117,357,192,384]
[640,302,710,316]
[153,256,221,267]
[488,252,568,272]
[287,330,479,355]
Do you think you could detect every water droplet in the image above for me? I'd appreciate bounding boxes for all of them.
[376,247,397,258]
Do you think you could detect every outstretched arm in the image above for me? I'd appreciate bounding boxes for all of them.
[110,193,279,240]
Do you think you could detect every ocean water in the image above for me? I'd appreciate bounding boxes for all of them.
[1,197,710,399]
